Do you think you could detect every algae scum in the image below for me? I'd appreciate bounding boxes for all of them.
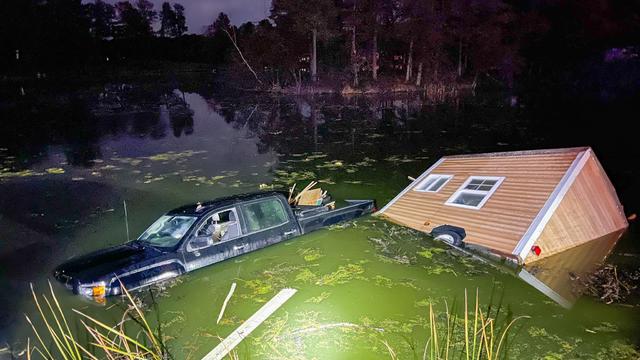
[1,88,639,359]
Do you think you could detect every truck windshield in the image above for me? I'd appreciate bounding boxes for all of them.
[138,215,197,248]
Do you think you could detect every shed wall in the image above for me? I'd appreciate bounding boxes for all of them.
[525,153,628,263]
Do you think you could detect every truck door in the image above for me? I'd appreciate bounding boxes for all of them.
[238,196,300,254]
[182,207,244,272]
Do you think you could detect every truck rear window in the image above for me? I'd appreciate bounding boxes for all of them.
[241,198,288,232]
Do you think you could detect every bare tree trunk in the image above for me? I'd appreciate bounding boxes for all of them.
[457,38,462,78]
[223,28,263,86]
[372,29,378,81]
[351,25,358,87]
[434,57,439,82]
[415,62,423,86]
[311,28,318,83]
[405,39,413,82]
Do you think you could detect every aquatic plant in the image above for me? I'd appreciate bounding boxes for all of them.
[25,281,169,360]
[385,289,530,360]
[315,263,365,286]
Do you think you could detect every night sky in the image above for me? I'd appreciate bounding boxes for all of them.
[96,0,272,33]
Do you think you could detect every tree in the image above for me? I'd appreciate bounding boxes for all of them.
[204,13,234,65]
[399,0,447,84]
[271,0,339,82]
[360,0,399,81]
[172,3,187,36]
[115,1,151,38]
[206,12,231,36]
[135,0,156,31]
[86,0,115,40]
[159,2,175,37]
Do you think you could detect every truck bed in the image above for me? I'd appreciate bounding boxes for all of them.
[293,199,376,234]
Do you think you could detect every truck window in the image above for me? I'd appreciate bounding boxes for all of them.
[241,198,288,232]
[195,208,241,243]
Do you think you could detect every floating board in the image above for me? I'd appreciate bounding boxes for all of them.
[202,288,297,360]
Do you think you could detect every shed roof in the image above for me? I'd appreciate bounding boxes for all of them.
[444,147,588,159]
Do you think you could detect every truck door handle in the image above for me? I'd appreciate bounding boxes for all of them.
[233,244,247,251]
[283,230,296,236]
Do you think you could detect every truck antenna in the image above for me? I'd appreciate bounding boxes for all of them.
[124,200,130,242]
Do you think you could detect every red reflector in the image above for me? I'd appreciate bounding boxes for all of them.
[532,245,542,256]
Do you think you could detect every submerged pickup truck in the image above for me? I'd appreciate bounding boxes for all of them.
[54,191,376,298]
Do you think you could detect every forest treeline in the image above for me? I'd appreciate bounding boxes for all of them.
[1,0,639,89]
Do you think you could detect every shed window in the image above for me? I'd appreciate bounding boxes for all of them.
[414,174,452,193]
[445,176,505,209]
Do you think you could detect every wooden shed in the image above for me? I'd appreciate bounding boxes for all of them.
[377,147,628,264]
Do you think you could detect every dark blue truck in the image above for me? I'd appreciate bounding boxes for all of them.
[54,191,375,298]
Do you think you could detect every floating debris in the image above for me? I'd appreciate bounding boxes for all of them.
[579,264,639,304]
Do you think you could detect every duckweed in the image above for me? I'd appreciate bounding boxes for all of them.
[295,268,317,283]
[305,292,331,303]
[45,167,65,174]
[416,247,446,259]
[298,247,324,262]
[374,275,393,288]
[316,264,365,286]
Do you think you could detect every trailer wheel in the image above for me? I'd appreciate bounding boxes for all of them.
[434,231,463,247]
[430,225,466,248]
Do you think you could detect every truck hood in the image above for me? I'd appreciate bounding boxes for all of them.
[53,243,162,288]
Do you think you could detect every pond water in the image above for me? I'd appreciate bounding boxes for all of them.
[0,80,639,359]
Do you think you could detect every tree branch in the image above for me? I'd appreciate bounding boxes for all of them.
[223,27,263,86]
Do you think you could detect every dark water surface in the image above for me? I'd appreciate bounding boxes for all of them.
[1,82,639,358]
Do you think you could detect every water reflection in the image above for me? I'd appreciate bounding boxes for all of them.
[519,232,623,308]
[1,83,639,357]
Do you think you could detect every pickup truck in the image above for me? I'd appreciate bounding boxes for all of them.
[53,191,376,298]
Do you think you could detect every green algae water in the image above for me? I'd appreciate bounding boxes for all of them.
[1,85,639,359]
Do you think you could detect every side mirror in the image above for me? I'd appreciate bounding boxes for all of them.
[187,236,212,252]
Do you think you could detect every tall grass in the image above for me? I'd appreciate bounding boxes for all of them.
[25,281,169,360]
[386,289,529,360]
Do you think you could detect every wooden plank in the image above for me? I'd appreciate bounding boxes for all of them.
[202,288,297,360]
[298,188,323,206]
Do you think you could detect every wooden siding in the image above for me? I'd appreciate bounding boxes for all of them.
[525,153,628,263]
[382,150,581,254]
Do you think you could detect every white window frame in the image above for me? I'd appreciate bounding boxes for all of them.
[445,176,505,210]
[413,174,453,193]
